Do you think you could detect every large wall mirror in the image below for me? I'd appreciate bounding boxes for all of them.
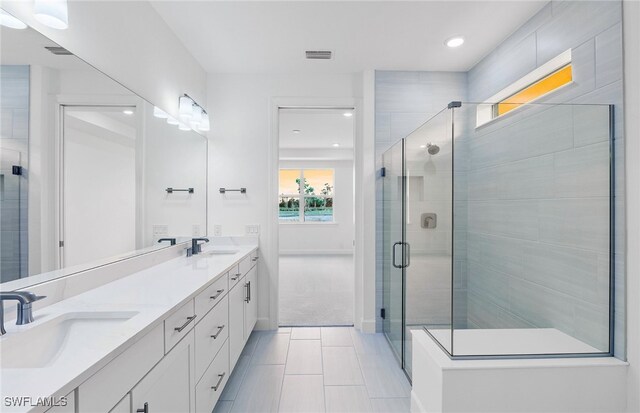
[0,13,207,289]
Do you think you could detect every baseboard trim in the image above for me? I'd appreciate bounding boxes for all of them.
[279,249,354,256]
[360,318,377,333]
[255,317,271,330]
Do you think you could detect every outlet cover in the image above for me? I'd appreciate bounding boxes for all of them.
[214,225,222,237]
[192,224,201,237]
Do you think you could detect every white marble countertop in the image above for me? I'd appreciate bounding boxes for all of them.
[0,238,258,413]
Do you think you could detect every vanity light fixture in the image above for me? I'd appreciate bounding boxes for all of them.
[153,106,169,119]
[34,0,68,30]
[343,112,353,117]
[166,116,179,126]
[199,112,210,132]
[178,121,191,131]
[0,9,27,29]
[177,94,209,132]
[179,95,194,121]
[123,109,134,115]
[445,36,465,48]
[190,106,203,130]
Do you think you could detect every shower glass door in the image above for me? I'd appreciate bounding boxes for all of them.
[382,107,454,378]
[382,139,405,364]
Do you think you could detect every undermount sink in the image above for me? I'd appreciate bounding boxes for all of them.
[202,249,239,255]
[0,311,138,369]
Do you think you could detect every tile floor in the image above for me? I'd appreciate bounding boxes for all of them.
[279,255,354,326]
[215,327,411,413]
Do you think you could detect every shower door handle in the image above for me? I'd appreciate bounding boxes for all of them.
[404,242,410,268]
[392,242,403,268]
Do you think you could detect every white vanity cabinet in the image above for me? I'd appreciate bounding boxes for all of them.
[131,330,195,413]
[67,248,258,413]
[244,265,258,339]
[228,252,259,370]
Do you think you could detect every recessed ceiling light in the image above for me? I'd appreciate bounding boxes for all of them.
[445,36,465,48]
[292,129,301,134]
[123,109,134,115]
[343,112,353,117]
[332,143,340,147]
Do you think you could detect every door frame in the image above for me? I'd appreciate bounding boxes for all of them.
[55,95,143,267]
[268,97,364,330]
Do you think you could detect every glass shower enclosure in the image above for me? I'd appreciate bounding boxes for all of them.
[382,102,614,378]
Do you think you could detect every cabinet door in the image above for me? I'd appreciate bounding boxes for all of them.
[244,266,258,340]
[228,277,246,371]
[131,330,195,413]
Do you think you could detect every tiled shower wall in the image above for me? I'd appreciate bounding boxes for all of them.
[374,71,467,332]
[0,65,29,283]
[465,1,624,356]
[374,0,625,358]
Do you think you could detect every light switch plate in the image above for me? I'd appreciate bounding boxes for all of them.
[153,225,168,239]
[192,224,201,237]
[213,224,222,237]
[245,224,260,235]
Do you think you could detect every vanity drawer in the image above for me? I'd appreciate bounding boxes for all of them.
[228,264,243,288]
[238,255,253,278]
[78,323,163,412]
[195,295,229,381]
[165,299,196,353]
[195,272,229,318]
[195,339,230,413]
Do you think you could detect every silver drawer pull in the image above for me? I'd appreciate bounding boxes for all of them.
[174,315,196,332]
[210,289,225,300]
[212,373,226,391]
[211,325,225,339]
[252,256,258,262]
[231,273,241,281]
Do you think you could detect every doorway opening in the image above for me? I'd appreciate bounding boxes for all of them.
[277,107,355,326]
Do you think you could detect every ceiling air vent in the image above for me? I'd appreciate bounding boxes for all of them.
[45,46,73,56]
[305,50,332,60]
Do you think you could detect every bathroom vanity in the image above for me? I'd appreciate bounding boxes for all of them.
[0,243,259,413]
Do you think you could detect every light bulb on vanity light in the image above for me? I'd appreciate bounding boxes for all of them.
[166,116,179,125]
[0,10,27,29]
[179,95,194,121]
[178,121,191,131]
[190,106,203,129]
[199,112,210,132]
[34,0,69,29]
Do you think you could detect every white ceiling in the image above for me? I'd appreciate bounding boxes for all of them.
[150,1,546,74]
[279,108,354,149]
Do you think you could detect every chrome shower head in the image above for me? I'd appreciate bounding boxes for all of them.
[426,143,440,155]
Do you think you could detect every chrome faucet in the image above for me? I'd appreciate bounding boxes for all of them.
[187,237,210,257]
[0,291,46,335]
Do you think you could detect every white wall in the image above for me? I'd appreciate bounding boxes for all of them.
[1,0,207,119]
[142,103,208,244]
[623,0,640,410]
[279,159,354,254]
[207,72,368,329]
